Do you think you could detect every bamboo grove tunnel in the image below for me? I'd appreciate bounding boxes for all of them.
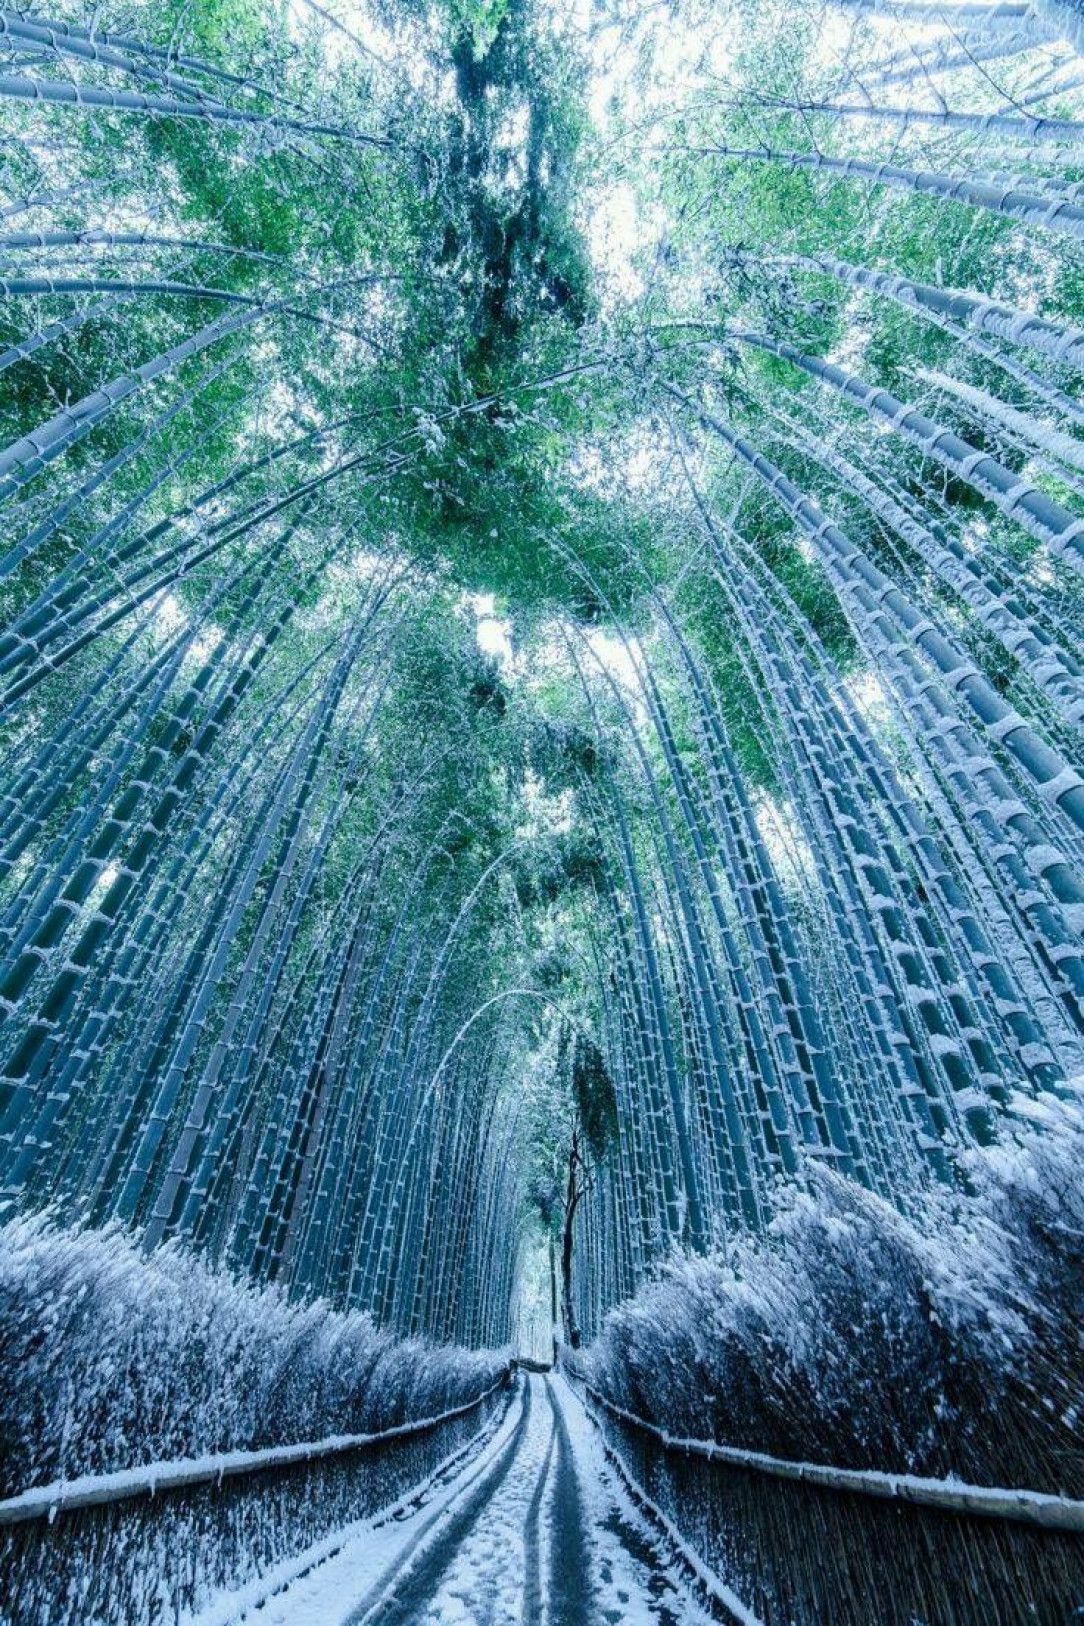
[1,0,1084,1621]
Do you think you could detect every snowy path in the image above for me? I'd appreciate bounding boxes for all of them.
[190,1373,716,1625]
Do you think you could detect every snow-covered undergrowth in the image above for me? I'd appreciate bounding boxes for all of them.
[582,1088,1084,1496]
[0,1218,508,1495]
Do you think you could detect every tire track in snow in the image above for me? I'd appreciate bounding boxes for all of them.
[548,1371,723,1626]
[348,1377,535,1625]
[184,1388,519,1626]
[193,1372,716,1625]
[547,1373,594,1625]
[521,1383,557,1625]
[382,1370,558,1623]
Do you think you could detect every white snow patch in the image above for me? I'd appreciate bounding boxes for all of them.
[549,1373,721,1625]
[185,1394,521,1626]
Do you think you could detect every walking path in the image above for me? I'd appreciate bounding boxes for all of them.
[191,1373,715,1625]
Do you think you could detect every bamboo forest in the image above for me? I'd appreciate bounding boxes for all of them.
[3,0,1084,1619]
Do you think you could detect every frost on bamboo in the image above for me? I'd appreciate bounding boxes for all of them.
[0,0,1083,1615]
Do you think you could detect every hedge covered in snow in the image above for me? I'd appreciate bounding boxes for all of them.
[0,1218,509,1496]
[582,1087,1084,1497]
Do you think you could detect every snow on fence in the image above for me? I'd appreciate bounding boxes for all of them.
[568,1371,1084,1624]
[578,1380,1084,1533]
[0,1371,512,1526]
[0,1369,513,1626]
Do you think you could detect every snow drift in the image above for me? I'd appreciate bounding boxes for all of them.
[581,1085,1084,1496]
[0,1216,508,1496]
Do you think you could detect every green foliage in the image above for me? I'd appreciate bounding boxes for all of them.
[6,0,1084,1341]
[571,1034,618,1163]
[450,0,512,59]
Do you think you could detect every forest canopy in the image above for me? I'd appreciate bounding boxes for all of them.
[1,0,1084,1362]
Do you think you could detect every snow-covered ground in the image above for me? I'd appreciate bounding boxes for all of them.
[186,1372,717,1625]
